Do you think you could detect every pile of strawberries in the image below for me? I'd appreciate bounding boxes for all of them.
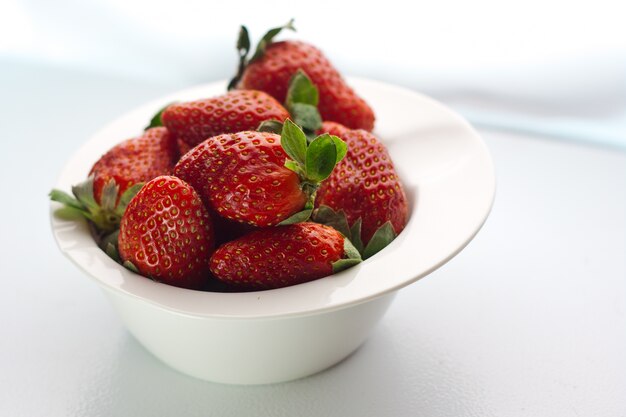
[50,20,408,291]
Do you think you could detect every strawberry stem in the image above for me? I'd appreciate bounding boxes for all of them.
[227,26,251,90]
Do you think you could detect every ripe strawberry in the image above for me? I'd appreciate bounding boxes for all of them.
[176,138,194,157]
[49,127,177,234]
[90,127,178,203]
[200,204,258,247]
[229,21,375,131]
[160,90,290,148]
[174,120,346,227]
[315,122,408,250]
[210,223,361,290]
[118,175,215,289]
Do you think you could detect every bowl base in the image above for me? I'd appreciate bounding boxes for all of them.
[104,288,397,385]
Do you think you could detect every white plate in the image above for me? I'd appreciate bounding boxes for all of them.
[50,78,495,319]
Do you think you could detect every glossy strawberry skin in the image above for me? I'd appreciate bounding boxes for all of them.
[118,176,215,289]
[161,90,290,148]
[239,41,375,131]
[174,131,306,227]
[210,223,344,290]
[89,127,178,203]
[316,122,408,244]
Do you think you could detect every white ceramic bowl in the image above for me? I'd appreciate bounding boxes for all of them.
[50,78,495,385]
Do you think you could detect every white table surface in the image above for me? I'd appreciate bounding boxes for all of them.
[1,61,625,417]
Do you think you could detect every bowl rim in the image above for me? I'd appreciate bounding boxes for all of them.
[50,77,495,319]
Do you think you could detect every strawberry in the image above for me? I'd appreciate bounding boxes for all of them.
[49,127,177,234]
[160,90,290,148]
[174,120,346,227]
[211,209,258,245]
[210,223,361,290]
[118,175,215,289]
[314,122,408,256]
[176,138,194,158]
[90,127,178,203]
[229,20,375,131]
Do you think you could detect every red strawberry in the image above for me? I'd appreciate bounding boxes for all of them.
[210,208,258,246]
[90,127,178,204]
[210,223,361,290]
[175,131,303,227]
[174,120,346,227]
[315,122,408,248]
[118,175,215,289]
[161,90,290,148]
[176,138,194,158]
[50,127,178,234]
[229,21,375,131]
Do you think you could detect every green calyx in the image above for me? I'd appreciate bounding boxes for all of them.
[313,205,398,260]
[285,70,323,140]
[331,238,363,273]
[95,228,138,272]
[49,176,143,235]
[277,120,346,225]
[228,19,296,91]
[258,70,323,141]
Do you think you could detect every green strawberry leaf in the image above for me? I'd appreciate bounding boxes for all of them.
[312,208,368,256]
[100,178,120,212]
[279,120,346,213]
[257,119,284,134]
[145,103,172,130]
[50,176,138,236]
[100,229,119,249]
[343,237,362,260]
[330,135,347,164]
[286,70,319,107]
[281,119,307,165]
[123,260,139,273]
[236,25,251,54]
[305,134,338,182]
[116,183,144,217]
[284,70,323,137]
[362,221,397,259]
[332,258,362,273]
[289,103,322,134]
[71,178,99,213]
[105,242,120,263]
[250,19,295,63]
[53,205,91,221]
[49,189,84,210]
[99,230,121,262]
[278,208,314,225]
[349,218,365,254]
[332,238,362,273]
[284,159,303,176]
[50,183,95,222]
[227,25,252,91]
[312,205,351,238]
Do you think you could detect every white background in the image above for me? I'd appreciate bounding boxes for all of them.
[2,0,625,147]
